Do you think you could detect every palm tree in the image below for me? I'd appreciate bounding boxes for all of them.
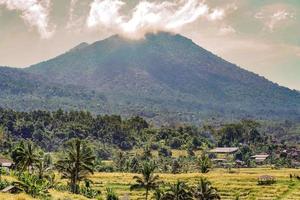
[193,177,220,200]
[12,141,40,172]
[130,161,160,200]
[199,152,212,173]
[56,139,95,194]
[162,180,193,200]
[36,152,53,180]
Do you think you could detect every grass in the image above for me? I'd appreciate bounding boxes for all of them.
[0,168,300,200]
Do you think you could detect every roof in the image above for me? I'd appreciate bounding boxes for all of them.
[210,147,239,153]
[1,185,16,192]
[0,157,14,167]
[212,158,227,162]
[251,154,269,158]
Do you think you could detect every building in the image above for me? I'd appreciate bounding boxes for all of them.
[251,154,269,163]
[210,147,239,154]
[0,157,14,169]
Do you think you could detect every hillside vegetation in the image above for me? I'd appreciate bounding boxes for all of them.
[0,33,299,123]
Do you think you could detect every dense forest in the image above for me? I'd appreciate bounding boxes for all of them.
[0,108,298,165]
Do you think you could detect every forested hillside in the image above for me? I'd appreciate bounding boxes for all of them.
[26,32,300,121]
[0,67,108,112]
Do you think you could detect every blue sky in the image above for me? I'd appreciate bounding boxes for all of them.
[0,0,299,90]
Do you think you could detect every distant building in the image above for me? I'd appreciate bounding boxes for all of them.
[0,157,14,169]
[210,147,239,154]
[1,185,21,194]
[251,154,269,163]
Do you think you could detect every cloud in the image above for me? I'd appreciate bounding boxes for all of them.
[219,24,236,35]
[0,0,54,38]
[208,8,225,21]
[86,0,227,38]
[255,8,295,32]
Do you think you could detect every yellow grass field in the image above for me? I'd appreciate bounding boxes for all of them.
[0,168,300,200]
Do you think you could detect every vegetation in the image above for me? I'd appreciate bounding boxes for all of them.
[192,177,220,200]
[130,161,160,200]
[0,108,298,199]
[11,141,40,172]
[56,139,95,194]
[2,33,300,122]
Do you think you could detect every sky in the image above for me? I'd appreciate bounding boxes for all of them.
[0,0,299,90]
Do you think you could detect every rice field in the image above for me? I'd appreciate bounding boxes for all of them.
[0,168,300,200]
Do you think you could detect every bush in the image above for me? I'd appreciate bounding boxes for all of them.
[80,179,101,199]
[258,175,276,185]
[106,188,119,200]
[158,147,172,157]
[0,179,10,190]
[169,138,182,149]
[96,148,112,160]
[13,172,51,198]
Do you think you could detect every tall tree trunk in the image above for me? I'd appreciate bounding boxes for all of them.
[146,188,149,200]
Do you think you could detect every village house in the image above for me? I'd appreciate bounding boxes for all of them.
[0,157,14,170]
[210,147,239,154]
[251,154,269,164]
[210,147,239,167]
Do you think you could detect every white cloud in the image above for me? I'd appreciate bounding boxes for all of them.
[208,8,225,21]
[86,0,227,38]
[0,0,54,39]
[255,8,295,32]
[219,24,236,35]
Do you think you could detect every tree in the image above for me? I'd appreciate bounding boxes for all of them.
[11,141,40,172]
[106,187,119,200]
[56,139,95,194]
[130,156,140,173]
[162,181,193,200]
[13,172,50,198]
[192,177,220,200]
[36,152,53,180]
[171,159,181,174]
[130,161,160,200]
[199,152,212,173]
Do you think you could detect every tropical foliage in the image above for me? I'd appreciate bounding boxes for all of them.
[56,139,95,193]
[131,161,160,200]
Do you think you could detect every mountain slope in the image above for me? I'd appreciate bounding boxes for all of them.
[19,32,300,121]
[0,67,108,112]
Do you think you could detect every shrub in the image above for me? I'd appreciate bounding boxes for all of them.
[158,147,172,157]
[13,172,51,198]
[0,179,10,190]
[258,175,276,185]
[106,188,119,200]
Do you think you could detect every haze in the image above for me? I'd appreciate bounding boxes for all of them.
[0,0,299,90]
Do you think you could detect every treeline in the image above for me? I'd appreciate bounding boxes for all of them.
[1,138,221,199]
[0,108,295,168]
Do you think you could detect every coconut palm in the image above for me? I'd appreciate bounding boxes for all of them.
[199,152,212,173]
[36,152,52,180]
[12,141,40,172]
[161,180,193,200]
[56,139,95,194]
[130,161,160,200]
[193,177,220,200]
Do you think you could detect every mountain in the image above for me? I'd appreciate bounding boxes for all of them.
[0,67,108,112]
[2,32,299,122]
